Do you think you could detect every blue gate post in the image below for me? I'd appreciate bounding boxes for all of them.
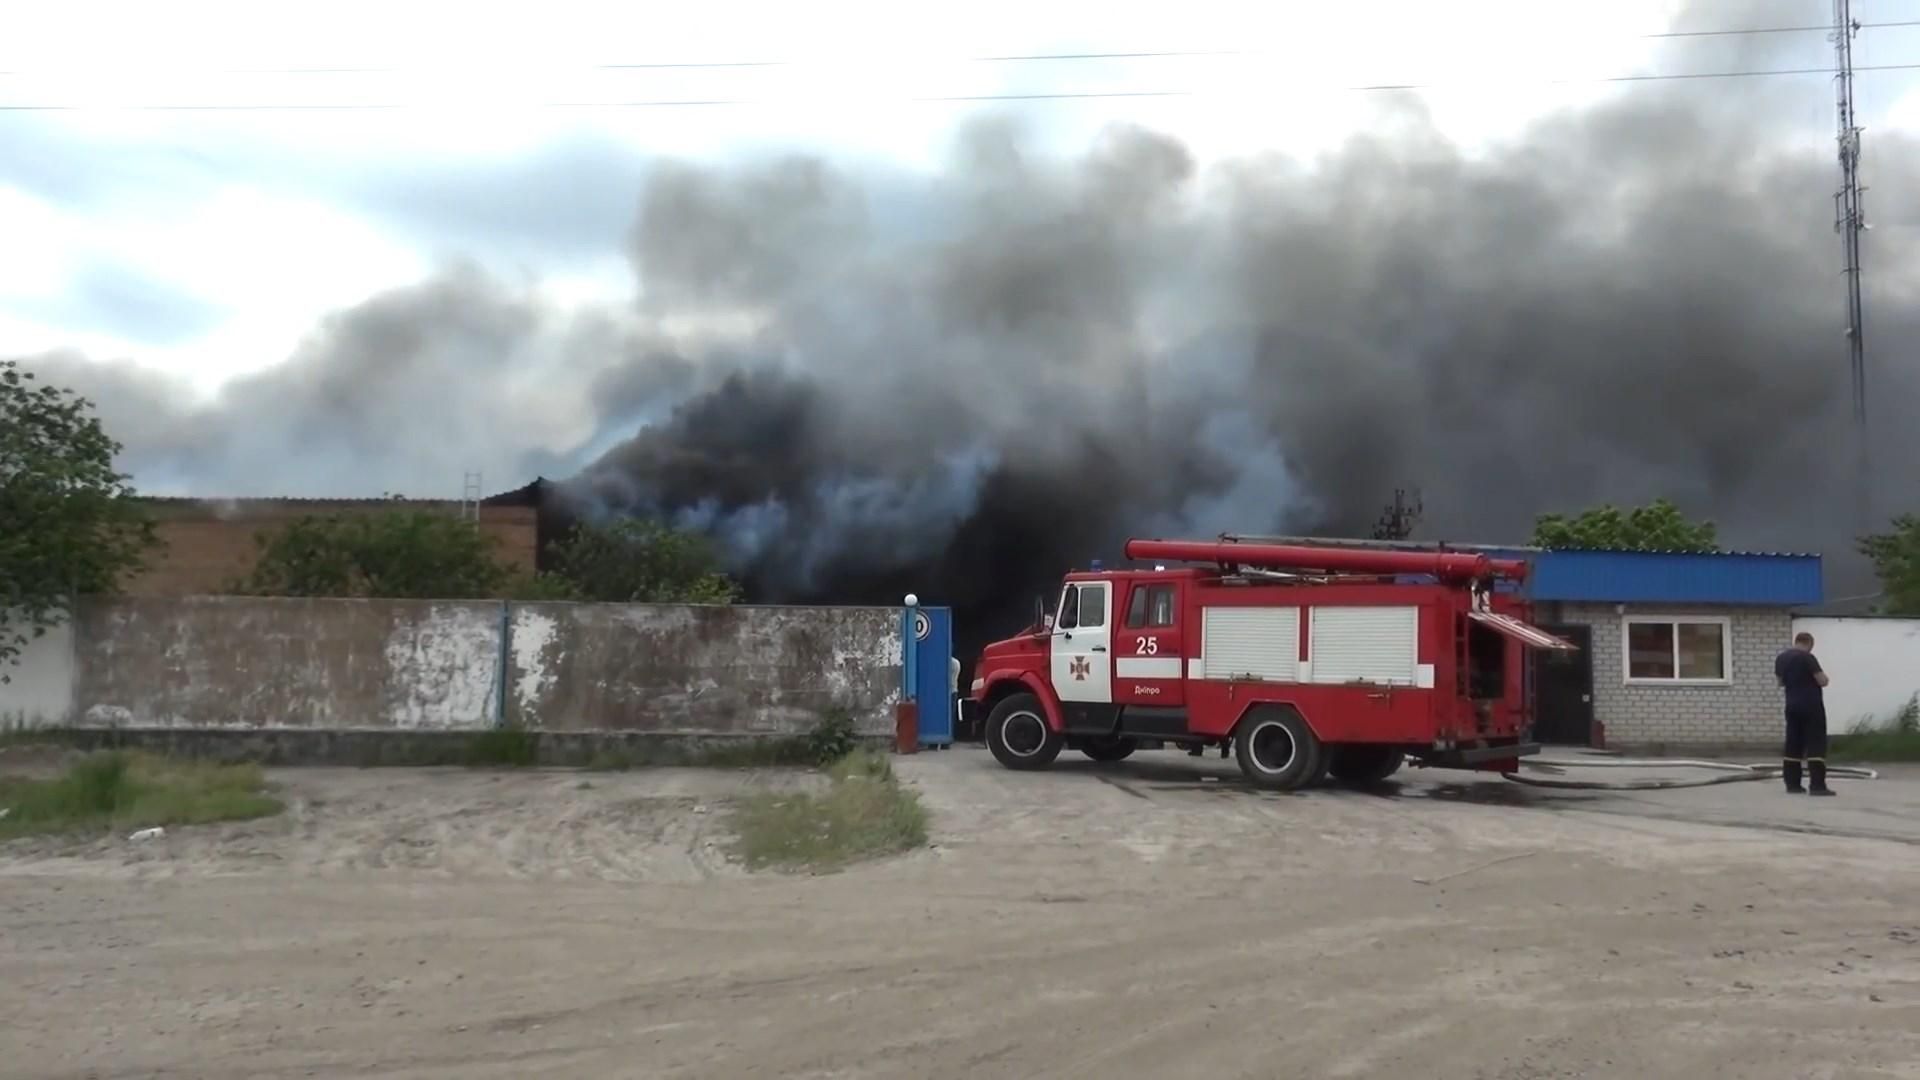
[914,606,955,747]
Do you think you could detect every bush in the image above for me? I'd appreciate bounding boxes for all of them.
[805,708,860,765]
[1896,693,1920,735]
[238,507,508,599]
[1832,693,1920,762]
[545,518,738,604]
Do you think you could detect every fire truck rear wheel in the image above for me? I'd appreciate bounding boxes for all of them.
[1080,737,1137,763]
[1233,706,1323,791]
[986,693,1062,770]
[1328,745,1405,784]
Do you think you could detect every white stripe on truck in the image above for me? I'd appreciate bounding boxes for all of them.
[1115,657,1182,679]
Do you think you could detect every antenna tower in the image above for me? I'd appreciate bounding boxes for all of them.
[1831,0,1870,521]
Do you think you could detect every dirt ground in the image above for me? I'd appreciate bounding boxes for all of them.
[4,749,1920,1080]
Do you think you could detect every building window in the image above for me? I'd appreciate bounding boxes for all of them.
[1623,616,1731,684]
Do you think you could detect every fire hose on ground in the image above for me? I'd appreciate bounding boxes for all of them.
[1500,755,1879,791]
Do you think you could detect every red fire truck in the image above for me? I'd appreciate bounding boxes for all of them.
[968,537,1576,790]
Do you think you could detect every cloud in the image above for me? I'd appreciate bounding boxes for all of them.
[346,137,652,263]
[21,264,701,498]
[6,261,230,346]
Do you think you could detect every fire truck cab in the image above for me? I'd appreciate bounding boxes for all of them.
[968,537,1576,791]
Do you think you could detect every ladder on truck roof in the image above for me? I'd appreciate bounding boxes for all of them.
[1124,538,1530,584]
[1217,533,1543,555]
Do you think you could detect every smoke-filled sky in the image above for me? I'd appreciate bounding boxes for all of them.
[6,0,1920,625]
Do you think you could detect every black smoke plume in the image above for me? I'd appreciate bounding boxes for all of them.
[16,5,1920,655]
[569,106,1920,645]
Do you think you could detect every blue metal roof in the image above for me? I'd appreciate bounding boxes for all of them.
[1524,549,1823,606]
[1240,539,1824,606]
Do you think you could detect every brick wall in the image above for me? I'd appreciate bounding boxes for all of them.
[123,501,538,596]
[1553,602,1791,749]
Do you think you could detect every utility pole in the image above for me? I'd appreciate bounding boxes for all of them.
[1832,0,1870,525]
[1370,487,1424,541]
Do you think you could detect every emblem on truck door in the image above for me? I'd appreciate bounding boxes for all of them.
[1070,657,1091,680]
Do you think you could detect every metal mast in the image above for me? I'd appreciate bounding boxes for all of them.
[461,471,483,524]
[1831,0,1870,517]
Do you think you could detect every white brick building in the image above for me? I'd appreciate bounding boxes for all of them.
[1509,549,1824,751]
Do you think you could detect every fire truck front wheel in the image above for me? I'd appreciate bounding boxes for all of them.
[1234,706,1323,791]
[986,693,1063,770]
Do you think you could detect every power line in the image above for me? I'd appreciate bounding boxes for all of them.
[8,22,1920,78]
[1646,18,1920,39]
[7,62,1920,112]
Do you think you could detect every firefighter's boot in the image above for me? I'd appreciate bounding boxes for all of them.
[1783,759,1804,793]
[1808,760,1836,797]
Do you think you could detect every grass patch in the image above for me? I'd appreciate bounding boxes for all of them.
[729,748,928,873]
[1832,693,1920,762]
[1831,729,1920,762]
[0,751,282,840]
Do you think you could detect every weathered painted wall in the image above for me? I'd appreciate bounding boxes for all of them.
[0,611,76,729]
[70,596,502,731]
[510,603,903,735]
[1791,616,1920,731]
[5,597,904,738]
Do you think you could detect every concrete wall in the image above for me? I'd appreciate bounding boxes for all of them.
[0,612,76,729]
[510,603,902,736]
[1791,616,1920,731]
[1553,602,1792,748]
[4,596,902,739]
[70,597,503,731]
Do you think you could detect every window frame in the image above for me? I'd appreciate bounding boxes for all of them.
[1056,584,1080,630]
[1076,581,1109,630]
[1125,583,1177,629]
[1057,581,1109,632]
[1620,614,1734,686]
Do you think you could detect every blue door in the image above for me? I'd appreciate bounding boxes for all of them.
[903,605,955,747]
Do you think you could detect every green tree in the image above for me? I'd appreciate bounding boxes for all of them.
[240,507,512,598]
[1857,515,1920,615]
[1530,498,1719,552]
[546,518,738,604]
[1,360,156,682]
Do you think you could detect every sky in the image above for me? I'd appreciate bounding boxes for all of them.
[4,0,1920,512]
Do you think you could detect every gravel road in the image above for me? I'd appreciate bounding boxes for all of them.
[4,751,1918,1079]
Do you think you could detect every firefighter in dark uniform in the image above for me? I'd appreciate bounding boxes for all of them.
[1774,632,1834,796]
